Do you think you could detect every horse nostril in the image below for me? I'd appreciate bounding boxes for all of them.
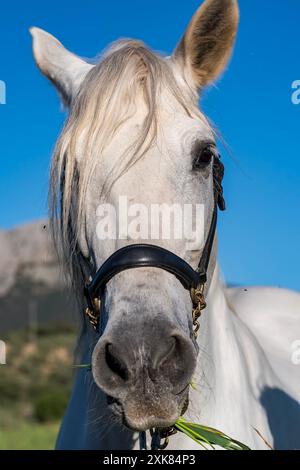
[105,343,129,381]
[152,337,176,370]
[156,333,196,394]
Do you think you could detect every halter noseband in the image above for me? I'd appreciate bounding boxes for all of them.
[84,156,225,338]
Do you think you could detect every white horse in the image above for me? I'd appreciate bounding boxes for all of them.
[31,0,300,450]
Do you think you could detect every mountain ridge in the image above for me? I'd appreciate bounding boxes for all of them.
[0,220,76,334]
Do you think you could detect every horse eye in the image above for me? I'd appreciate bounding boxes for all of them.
[193,145,215,170]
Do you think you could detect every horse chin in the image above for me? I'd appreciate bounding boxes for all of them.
[107,389,189,432]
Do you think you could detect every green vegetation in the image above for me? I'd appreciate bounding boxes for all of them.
[0,325,251,451]
[34,388,69,423]
[0,325,76,449]
[0,422,60,450]
[175,417,251,450]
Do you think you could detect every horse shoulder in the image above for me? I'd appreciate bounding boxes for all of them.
[226,286,300,399]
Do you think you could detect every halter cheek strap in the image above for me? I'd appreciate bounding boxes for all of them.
[84,157,225,337]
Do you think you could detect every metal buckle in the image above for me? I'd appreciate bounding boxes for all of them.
[85,298,101,331]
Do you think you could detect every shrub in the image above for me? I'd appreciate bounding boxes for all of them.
[0,375,23,403]
[33,389,68,423]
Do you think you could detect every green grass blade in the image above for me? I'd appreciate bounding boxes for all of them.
[175,418,251,451]
[175,422,210,450]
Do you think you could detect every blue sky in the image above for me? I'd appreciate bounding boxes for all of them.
[0,0,299,291]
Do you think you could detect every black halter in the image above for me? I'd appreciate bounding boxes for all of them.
[84,156,225,335]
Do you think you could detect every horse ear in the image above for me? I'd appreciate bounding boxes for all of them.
[173,0,239,90]
[30,27,94,106]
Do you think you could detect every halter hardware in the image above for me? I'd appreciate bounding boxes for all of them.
[150,427,178,450]
[191,283,207,337]
[85,298,101,331]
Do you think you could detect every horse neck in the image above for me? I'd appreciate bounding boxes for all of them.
[188,264,252,422]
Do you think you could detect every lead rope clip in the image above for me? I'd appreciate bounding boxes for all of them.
[139,428,177,450]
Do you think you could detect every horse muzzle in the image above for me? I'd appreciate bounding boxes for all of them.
[91,321,196,431]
